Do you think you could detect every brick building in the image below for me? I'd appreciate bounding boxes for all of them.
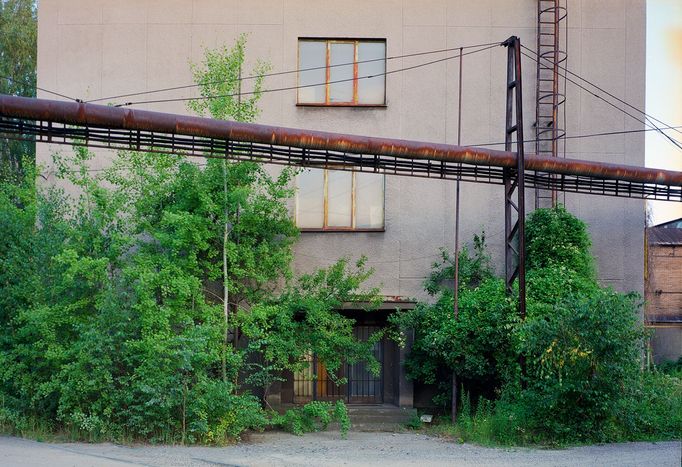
[645,218,682,364]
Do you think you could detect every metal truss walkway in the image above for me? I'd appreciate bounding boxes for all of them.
[1,94,681,202]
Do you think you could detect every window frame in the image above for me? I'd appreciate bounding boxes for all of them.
[296,37,388,107]
[296,168,386,233]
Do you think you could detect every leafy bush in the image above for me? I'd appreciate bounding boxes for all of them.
[612,371,682,441]
[394,278,517,405]
[657,357,682,379]
[0,37,377,445]
[424,232,494,295]
[525,206,595,279]
[405,412,423,430]
[392,234,517,406]
[239,257,383,402]
[398,206,681,445]
[510,206,653,442]
[516,289,646,442]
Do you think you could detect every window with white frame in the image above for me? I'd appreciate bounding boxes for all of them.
[296,168,385,230]
[297,39,386,106]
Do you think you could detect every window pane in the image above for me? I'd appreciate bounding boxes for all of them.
[358,42,386,104]
[329,43,355,103]
[296,168,325,228]
[355,172,385,228]
[298,41,327,104]
[327,170,352,227]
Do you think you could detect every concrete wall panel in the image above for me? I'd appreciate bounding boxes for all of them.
[36,0,647,299]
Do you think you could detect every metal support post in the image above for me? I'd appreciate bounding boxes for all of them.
[503,36,526,319]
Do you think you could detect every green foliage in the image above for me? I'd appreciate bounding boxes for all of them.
[103,149,299,311]
[611,371,682,441]
[0,38,282,444]
[0,36,381,444]
[405,412,423,430]
[424,232,494,295]
[456,390,496,444]
[0,0,37,178]
[394,278,516,403]
[515,290,647,442]
[656,357,682,379]
[424,392,511,447]
[239,257,383,398]
[525,205,595,279]
[188,33,270,123]
[397,207,681,445]
[509,206,658,443]
[271,401,350,437]
[392,234,516,407]
[0,146,272,444]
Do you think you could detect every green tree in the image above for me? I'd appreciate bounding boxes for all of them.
[391,234,517,408]
[0,35,291,443]
[525,205,595,279]
[0,0,37,178]
[394,207,678,444]
[0,35,384,443]
[187,35,283,381]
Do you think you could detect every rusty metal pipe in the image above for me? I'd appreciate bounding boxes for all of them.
[2,94,681,188]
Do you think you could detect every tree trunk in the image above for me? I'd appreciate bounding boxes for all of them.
[451,372,458,424]
[222,157,229,382]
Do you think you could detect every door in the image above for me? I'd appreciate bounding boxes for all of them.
[292,325,384,404]
[348,325,383,404]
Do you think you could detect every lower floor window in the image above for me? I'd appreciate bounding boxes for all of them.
[296,169,385,230]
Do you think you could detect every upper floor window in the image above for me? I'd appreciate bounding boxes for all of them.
[297,39,386,106]
[296,168,385,231]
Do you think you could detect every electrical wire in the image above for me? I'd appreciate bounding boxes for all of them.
[0,75,79,102]
[522,44,682,137]
[86,41,503,105]
[115,44,500,108]
[520,50,682,151]
[521,44,682,152]
[465,125,682,149]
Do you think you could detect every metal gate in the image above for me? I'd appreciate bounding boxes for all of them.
[293,325,383,404]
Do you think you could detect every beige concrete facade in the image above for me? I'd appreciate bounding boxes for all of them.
[37,0,647,299]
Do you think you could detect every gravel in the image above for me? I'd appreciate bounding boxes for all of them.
[1,432,680,467]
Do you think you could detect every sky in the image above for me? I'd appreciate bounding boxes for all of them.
[646,0,682,225]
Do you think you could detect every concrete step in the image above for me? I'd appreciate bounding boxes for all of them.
[276,404,417,432]
[347,405,416,431]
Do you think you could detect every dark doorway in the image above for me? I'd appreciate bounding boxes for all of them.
[293,325,384,404]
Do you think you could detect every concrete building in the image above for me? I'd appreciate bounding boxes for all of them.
[37,0,648,409]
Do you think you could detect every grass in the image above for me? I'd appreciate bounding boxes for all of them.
[410,373,682,449]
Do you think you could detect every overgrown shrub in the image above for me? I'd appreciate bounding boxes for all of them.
[397,206,681,445]
[612,371,682,441]
[239,257,383,403]
[516,289,646,442]
[392,234,517,407]
[0,37,379,444]
[657,357,682,379]
[525,206,595,279]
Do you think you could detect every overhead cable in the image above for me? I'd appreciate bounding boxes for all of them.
[466,124,682,148]
[86,41,503,105]
[0,75,79,102]
[115,44,500,107]
[520,51,682,151]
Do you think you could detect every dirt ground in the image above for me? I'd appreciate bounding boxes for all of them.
[1,431,680,467]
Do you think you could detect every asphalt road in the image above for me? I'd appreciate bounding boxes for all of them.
[1,432,680,467]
